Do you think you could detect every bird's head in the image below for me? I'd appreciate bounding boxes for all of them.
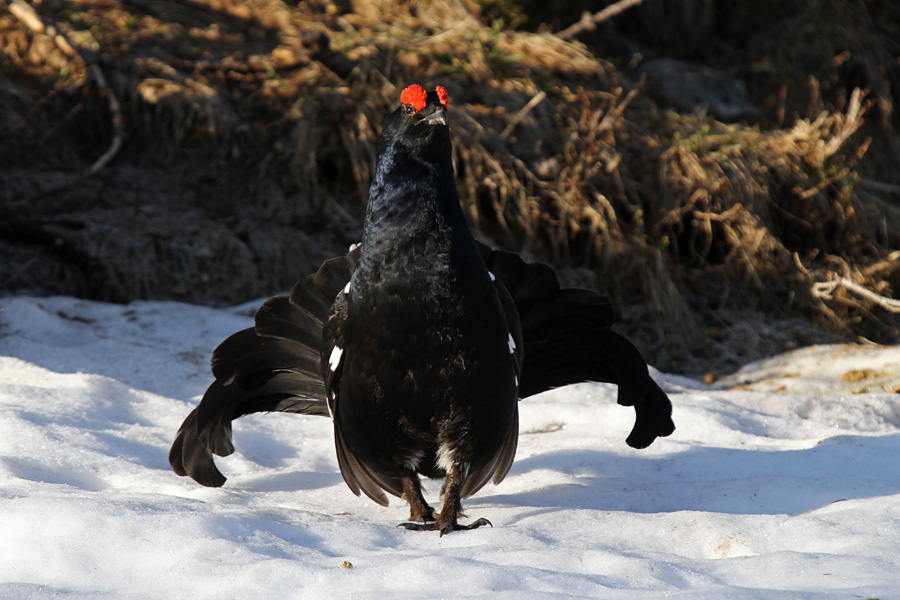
[376,84,451,166]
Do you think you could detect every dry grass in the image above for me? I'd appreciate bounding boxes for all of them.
[1,0,898,373]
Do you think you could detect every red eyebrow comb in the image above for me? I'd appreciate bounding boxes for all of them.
[400,85,449,112]
[400,84,427,112]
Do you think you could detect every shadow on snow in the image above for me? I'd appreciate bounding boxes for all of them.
[488,433,900,516]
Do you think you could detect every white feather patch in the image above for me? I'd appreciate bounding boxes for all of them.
[404,450,424,471]
[436,443,455,473]
[343,282,351,294]
[488,271,496,282]
[507,333,516,354]
[328,345,343,372]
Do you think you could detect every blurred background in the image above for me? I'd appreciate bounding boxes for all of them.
[1,0,898,377]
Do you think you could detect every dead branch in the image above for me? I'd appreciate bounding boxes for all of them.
[596,84,641,133]
[85,64,124,176]
[8,0,125,192]
[794,136,871,201]
[823,88,867,157]
[38,100,85,145]
[557,0,644,41]
[500,91,547,140]
[813,276,900,313]
[1,85,74,137]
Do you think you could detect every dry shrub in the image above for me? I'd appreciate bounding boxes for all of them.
[654,89,900,341]
[746,0,900,126]
[2,0,899,372]
[128,63,239,156]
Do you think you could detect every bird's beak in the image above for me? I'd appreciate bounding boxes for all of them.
[420,108,448,127]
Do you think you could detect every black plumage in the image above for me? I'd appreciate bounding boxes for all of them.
[170,84,674,535]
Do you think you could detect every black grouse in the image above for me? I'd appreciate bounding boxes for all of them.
[170,84,675,535]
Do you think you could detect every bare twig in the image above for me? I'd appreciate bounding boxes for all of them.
[792,252,811,276]
[500,91,546,139]
[38,99,85,144]
[794,136,871,201]
[822,87,867,157]
[596,85,641,133]
[557,0,643,40]
[813,276,900,313]
[85,64,124,176]
[8,0,125,191]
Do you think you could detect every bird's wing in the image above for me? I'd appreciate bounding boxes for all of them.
[460,407,519,499]
[169,245,360,487]
[332,417,396,506]
[319,249,398,507]
[476,242,675,449]
[321,287,347,422]
[322,306,398,506]
[458,267,523,499]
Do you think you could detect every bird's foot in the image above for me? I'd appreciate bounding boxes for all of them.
[401,473,437,523]
[408,506,437,523]
[398,517,492,536]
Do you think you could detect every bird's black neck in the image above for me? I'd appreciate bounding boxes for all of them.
[356,147,473,280]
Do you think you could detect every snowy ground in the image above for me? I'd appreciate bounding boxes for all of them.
[1,295,899,599]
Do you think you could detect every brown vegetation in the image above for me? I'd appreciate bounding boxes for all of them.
[1,0,898,375]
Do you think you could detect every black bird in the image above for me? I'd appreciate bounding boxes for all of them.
[170,84,675,535]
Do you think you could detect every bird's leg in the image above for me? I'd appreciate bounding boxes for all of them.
[400,471,436,523]
[436,461,464,530]
[436,461,492,535]
[399,462,492,535]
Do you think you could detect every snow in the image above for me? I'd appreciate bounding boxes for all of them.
[1,295,899,599]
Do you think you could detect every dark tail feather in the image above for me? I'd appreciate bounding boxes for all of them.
[170,407,226,487]
[254,295,324,348]
[210,329,322,386]
[169,248,359,487]
[477,242,675,448]
[313,253,355,298]
[169,373,332,487]
[628,380,675,449]
[196,374,330,455]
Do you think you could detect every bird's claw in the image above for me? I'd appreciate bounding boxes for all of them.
[398,517,492,536]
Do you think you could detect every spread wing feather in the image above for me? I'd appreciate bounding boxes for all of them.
[169,247,359,487]
[477,242,675,449]
[171,241,671,496]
